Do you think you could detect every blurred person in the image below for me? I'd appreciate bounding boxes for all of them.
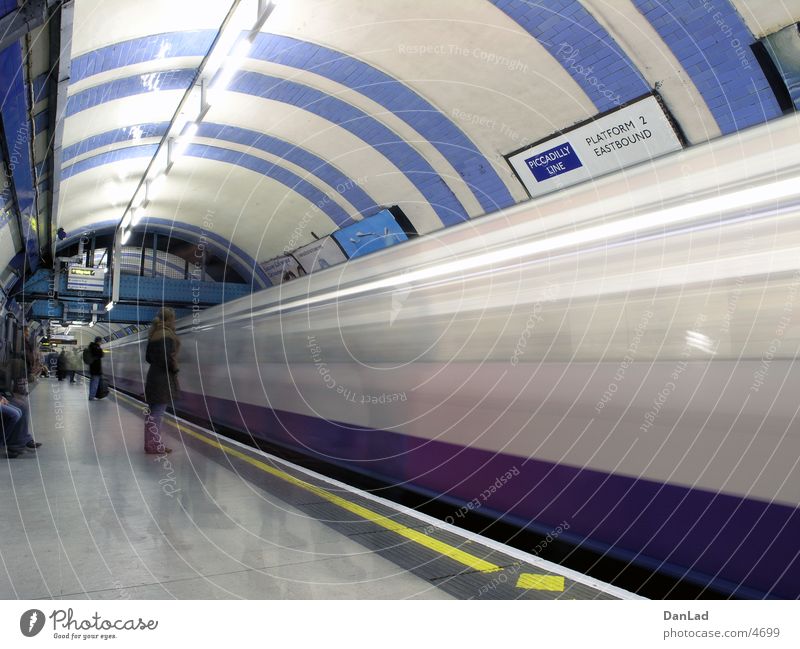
[22,326,35,379]
[87,337,104,400]
[144,307,180,454]
[57,349,68,381]
[46,350,58,377]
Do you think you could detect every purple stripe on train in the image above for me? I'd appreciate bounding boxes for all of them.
[114,376,799,599]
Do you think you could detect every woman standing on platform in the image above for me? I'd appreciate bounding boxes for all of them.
[56,349,68,381]
[144,307,180,455]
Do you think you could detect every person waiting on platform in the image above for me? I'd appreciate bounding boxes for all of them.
[22,326,36,381]
[144,307,180,455]
[1,395,41,459]
[57,349,68,381]
[87,337,104,400]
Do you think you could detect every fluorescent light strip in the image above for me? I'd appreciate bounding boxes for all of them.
[209,37,252,96]
[171,122,199,161]
[241,174,800,322]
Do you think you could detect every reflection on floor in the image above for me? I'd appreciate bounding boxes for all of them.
[0,378,452,599]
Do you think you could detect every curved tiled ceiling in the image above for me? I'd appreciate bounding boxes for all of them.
[52,0,800,274]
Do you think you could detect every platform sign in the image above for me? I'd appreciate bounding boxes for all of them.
[506,94,683,199]
[66,265,106,292]
[293,236,348,274]
[259,255,304,285]
[332,209,408,259]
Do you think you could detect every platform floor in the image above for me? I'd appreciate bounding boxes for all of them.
[0,377,637,600]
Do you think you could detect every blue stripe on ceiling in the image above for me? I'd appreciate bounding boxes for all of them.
[60,143,354,228]
[65,69,195,116]
[32,72,49,103]
[632,0,782,134]
[65,68,468,226]
[232,71,467,226]
[66,30,510,217]
[197,123,379,217]
[0,1,17,19]
[33,110,48,135]
[70,30,217,84]
[489,0,650,112]
[62,121,379,217]
[186,142,353,226]
[62,122,169,160]
[61,144,158,178]
[0,41,39,270]
[250,33,514,214]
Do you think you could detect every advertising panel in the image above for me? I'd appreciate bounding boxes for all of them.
[332,209,408,259]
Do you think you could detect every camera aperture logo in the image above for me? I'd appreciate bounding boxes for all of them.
[20,609,46,637]
[19,608,158,640]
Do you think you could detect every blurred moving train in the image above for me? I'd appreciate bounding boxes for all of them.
[107,113,800,599]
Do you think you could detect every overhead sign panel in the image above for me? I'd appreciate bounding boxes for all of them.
[293,237,347,274]
[66,265,106,292]
[333,209,408,259]
[506,95,683,199]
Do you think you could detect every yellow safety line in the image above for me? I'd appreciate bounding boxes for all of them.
[118,393,501,574]
[516,574,565,591]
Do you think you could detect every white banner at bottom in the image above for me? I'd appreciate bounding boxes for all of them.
[1,600,798,648]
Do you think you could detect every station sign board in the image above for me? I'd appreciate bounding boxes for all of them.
[293,236,347,274]
[66,265,106,292]
[506,94,683,199]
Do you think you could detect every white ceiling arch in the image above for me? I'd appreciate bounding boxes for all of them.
[53,0,800,278]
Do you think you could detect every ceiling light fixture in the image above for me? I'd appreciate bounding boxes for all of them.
[169,122,199,165]
[111,0,281,308]
[146,173,166,204]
